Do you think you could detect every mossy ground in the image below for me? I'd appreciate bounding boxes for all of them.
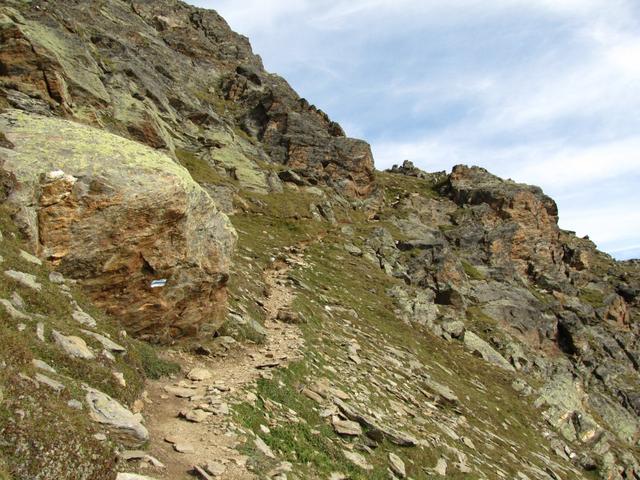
[175,147,236,187]
[461,260,485,280]
[579,288,606,308]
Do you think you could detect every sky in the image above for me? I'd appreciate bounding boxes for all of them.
[189,0,640,260]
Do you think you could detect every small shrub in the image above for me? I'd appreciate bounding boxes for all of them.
[131,341,180,379]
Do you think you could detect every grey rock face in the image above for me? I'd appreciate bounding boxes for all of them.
[0,0,375,198]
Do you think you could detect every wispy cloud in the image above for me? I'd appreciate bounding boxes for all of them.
[190,0,640,259]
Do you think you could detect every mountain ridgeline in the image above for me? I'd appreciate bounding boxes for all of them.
[0,1,638,480]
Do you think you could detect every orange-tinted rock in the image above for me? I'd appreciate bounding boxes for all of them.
[445,165,565,284]
[2,110,236,341]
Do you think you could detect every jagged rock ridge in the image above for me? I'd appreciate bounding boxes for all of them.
[0,0,375,198]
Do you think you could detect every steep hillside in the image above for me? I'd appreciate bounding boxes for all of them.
[0,1,638,480]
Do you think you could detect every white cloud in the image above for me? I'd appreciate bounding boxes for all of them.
[558,207,640,255]
[509,139,640,189]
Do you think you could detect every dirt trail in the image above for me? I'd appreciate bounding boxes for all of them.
[141,246,308,479]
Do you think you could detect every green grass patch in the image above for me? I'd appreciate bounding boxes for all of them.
[579,288,605,308]
[375,171,441,202]
[461,260,485,280]
[128,340,180,380]
[235,362,381,479]
[175,148,236,186]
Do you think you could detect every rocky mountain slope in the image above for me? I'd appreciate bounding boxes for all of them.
[0,1,638,479]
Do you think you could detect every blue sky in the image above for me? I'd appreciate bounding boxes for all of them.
[190,0,640,260]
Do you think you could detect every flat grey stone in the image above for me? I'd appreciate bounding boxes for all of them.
[35,373,64,392]
[344,243,363,256]
[112,371,126,387]
[332,416,362,436]
[435,458,447,476]
[192,466,214,480]
[81,329,126,352]
[52,330,95,359]
[120,450,165,468]
[48,271,65,284]
[203,461,226,476]
[32,359,56,373]
[4,270,42,291]
[180,408,211,423]
[36,322,45,341]
[85,387,148,445]
[187,367,211,381]
[164,385,198,399]
[464,331,515,372]
[389,452,406,478]
[0,298,30,321]
[19,250,42,266]
[422,377,459,405]
[254,436,275,459]
[72,309,97,327]
[10,292,24,309]
[343,450,372,470]
[442,320,465,338]
[173,443,195,454]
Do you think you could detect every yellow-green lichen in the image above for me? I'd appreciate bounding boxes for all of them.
[17,19,110,103]
[0,109,196,193]
[205,129,270,192]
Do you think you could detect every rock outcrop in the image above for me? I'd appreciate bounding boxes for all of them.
[1,109,236,339]
[0,0,375,198]
[443,165,566,286]
[381,162,640,477]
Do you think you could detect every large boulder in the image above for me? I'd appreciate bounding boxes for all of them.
[0,109,236,340]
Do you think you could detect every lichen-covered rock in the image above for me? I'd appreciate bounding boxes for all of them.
[0,0,376,197]
[1,110,236,339]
